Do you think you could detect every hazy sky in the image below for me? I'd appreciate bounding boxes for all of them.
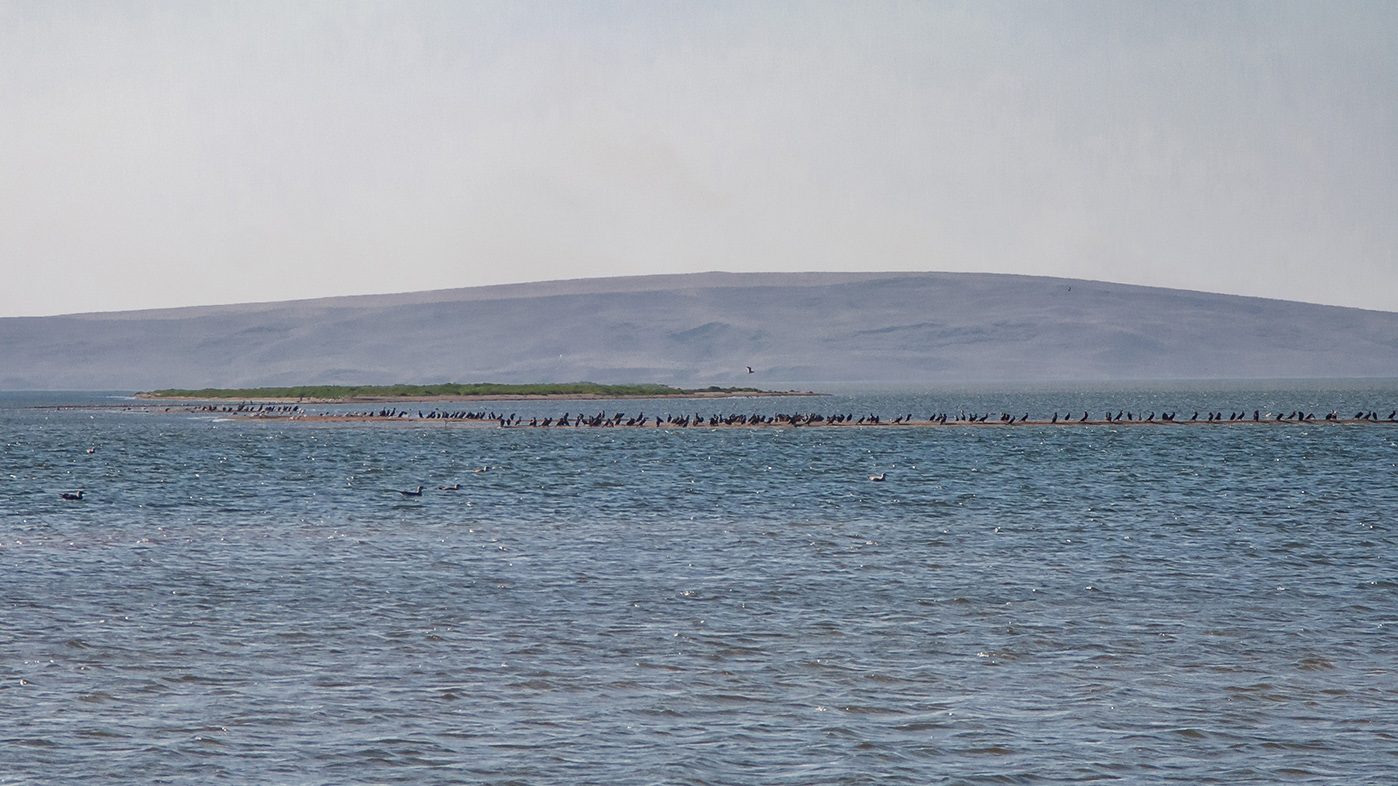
[2,1,1395,317]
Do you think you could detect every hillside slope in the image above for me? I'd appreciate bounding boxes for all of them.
[3,272,1397,389]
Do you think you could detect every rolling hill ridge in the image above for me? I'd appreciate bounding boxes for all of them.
[3,271,1397,390]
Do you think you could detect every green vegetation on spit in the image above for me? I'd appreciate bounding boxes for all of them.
[141,382,765,400]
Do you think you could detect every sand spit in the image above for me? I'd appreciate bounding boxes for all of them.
[52,402,1398,429]
[130,390,820,404]
[261,415,1398,428]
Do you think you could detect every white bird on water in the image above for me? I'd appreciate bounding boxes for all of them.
[868,473,886,482]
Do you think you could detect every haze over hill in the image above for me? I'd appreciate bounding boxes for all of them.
[3,272,1397,391]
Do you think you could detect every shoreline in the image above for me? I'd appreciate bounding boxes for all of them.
[129,390,822,404]
[253,415,1398,428]
[59,403,1398,429]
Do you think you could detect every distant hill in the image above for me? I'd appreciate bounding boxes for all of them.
[3,271,1398,390]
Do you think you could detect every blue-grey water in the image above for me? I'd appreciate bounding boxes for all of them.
[3,383,1398,784]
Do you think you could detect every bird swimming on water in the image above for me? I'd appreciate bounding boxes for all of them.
[60,491,84,501]
[868,473,886,482]
[438,484,461,491]
[398,486,424,497]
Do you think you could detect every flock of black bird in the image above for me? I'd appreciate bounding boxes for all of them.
[379,407,1398,428]
[186,403,305,414]
[166,403,1398,428]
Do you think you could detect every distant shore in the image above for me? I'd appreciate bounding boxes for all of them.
[133,390,821,404]
[133,382,822,403]
[67,399,1398,429]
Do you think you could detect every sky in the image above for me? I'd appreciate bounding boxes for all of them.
[1,1,1395,318]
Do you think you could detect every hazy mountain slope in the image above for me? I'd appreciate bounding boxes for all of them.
[3,272,1397,390]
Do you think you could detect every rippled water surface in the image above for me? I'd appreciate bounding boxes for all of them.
[3,384,1398,784]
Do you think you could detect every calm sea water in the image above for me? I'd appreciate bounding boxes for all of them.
[3,383,1398,784]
